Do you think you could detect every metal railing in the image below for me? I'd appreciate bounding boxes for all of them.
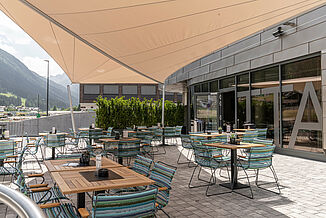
[0,184,46,218]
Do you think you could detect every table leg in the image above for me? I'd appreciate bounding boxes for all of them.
[51,147,55,160]
[118,157,123,165]
[77,192,85,209]
[220,149,249,190]
[231,149,238,188]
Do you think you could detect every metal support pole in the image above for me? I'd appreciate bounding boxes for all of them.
[162,83,165,128]
[44,60,50,116]
[67,85,76,137]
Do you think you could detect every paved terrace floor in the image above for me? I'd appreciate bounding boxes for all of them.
[1,140,326,218]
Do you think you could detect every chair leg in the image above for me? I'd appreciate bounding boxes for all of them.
[177,148,191,165]
[206,168,232,197]
[188,165,215,189]
[255,166,281,195]
[160,208,170,218]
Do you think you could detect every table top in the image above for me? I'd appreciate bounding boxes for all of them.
[99,137,140,142]
[39,132,68,136]
[44,157,122,172]
[204,142,265,149]
[78,128,102,131]
[233,129,256,131]
[51,166,155,194]
[190,132,247,137]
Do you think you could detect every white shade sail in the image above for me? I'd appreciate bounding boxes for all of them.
[0,0,325,84]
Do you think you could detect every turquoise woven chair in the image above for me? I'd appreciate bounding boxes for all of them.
[152,129,166,155]
[177,135,193,165]
[117,139,141,165]
[106,127,114,137]
[0,140,19,178]
[242,130,258,143]
[256,128,268,139]
[15,170,68,204]
[148,161,176,217]
[163,127,176,145]
[189,140,231,196]
[252,138,273,146]
[43,203,83,218]
[89,128,106,144]
[238,144,280,198]
[175,126,183,137]
[93,188,158,218]
[25,137,43,170]
[141,135,154,158]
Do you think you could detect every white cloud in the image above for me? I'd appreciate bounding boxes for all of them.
[22,56,64,77]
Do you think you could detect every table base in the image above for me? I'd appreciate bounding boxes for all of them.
[220,182,249,190]
[77,192,85,209]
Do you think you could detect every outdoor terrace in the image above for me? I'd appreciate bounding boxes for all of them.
[1,137,326,218]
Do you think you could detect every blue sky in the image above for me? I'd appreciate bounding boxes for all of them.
[0,11,65,77]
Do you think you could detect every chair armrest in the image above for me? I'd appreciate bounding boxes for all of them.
[4,160,16,163]
[78,208,89,218]
[39,203,61,209]
[28,173,44,177]
[27,142,34,145]
[7,155,18,158]
[238,155,247,159]
[29,184,48,188]
[158,187,168,191]
[27,145,36,147]
[213,155,223,158]
[30,187,51,192]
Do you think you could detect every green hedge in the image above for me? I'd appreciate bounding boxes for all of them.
[95,96,185,130]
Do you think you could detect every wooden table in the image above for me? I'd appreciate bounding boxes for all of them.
[51,166,155,208]
[44,157,122,172]
[233,129,255,131]
[204,142,265,191]
[99,138,140,164]
[190,132,247,140]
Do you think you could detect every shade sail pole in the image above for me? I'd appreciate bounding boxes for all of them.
[67,85,76,137]
[162,82,165,128]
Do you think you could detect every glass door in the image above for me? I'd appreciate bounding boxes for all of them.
[195,94,218,131]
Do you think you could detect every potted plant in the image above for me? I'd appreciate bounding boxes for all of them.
[218,127,223,134]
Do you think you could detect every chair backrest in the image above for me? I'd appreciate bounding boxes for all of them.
[149,162,176,190]
[132,155,153,177]
[149,162,176,209]
[215,134,227,142]
[180,135,192,149]
[106,127,114,136]
[256,128,268,139]
[248,145,275,169]
[15,170,28,195]
[192,141,221,168]
[93,188,158,218]
[154,129,163,137]
[252,138,273,146]
[89,129,104,140]
[164,127,176,137]
[117,140,141,157]
[242,130,258,143]
[47,134,66,147]
[0,140,15,160]
[175,126,183,135]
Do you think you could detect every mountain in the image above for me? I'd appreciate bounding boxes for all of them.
[0,48,79,109]
[50,73,79,104]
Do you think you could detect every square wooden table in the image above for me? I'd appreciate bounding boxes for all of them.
[204,142,265,191]
[44,157,122,172]
[51,166,155,208]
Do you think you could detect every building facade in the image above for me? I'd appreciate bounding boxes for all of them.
[166,5,326,158]
[80,83,182,110]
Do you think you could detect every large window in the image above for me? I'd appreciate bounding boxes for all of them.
[282,57,322,152]
[237,73,249,92]
[220,77,234,89]
[84,85,100,94]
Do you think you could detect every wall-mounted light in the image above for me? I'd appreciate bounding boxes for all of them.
[272,27,284,38]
